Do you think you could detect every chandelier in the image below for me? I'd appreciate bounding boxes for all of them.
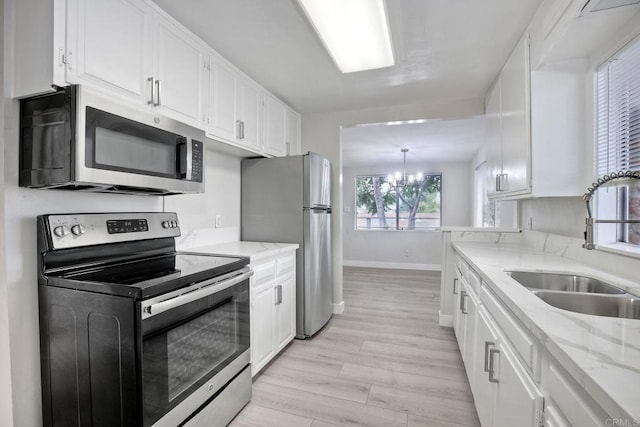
[388,148,423,187]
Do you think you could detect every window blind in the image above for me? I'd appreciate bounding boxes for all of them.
[595,37,640,176]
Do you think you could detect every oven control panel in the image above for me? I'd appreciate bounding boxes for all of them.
[46,212,180,249]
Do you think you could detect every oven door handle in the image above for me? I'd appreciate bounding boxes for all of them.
[141,268,253,319]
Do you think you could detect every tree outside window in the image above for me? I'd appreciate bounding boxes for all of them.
[355,174,441,230]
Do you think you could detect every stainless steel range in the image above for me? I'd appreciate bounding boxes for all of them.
[37,212,252,427]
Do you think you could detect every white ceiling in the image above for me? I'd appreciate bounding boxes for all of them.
[341,116,487,167]
[152,0,543,114]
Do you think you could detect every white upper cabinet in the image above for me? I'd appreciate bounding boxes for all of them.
[500,35,531,197]
[235,78,262,152]
[485,79,502,197]
[485,29,585,200]
[66,0,151,104]
[12,0,300,157]
[207,60,263,153]
[486,34,532,199]
[209,59,238,142]
[264,94,288,157]
[151,13,208,128]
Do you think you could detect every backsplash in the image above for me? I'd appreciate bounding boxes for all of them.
[519,197,586,239]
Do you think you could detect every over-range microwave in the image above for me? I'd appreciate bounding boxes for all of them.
[19,85,205,195]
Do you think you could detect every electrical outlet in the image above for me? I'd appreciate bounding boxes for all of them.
[215,215,222,228]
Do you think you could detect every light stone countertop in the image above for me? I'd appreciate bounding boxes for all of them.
[452,241,640,424]
[185,241,298,262]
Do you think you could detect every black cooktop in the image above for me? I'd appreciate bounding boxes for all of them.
[46,252,249,299]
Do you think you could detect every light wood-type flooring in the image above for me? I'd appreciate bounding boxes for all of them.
[229,267,480,427]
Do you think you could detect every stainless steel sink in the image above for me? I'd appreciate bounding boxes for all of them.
[532,290,640,320]
[506,271,626,294]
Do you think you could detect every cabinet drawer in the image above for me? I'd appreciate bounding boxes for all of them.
[276,254,295,276]
[251,260,276,287]
[467,268,481,293]
[544,363,606,427]
[480,284,537,372]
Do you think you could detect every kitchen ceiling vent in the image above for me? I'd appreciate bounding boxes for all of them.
[580,0,640,14]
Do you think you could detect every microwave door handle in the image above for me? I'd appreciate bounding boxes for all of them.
[186,138,193,180]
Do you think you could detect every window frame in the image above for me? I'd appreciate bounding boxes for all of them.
[593,34,640,251]
[353,172,442,232]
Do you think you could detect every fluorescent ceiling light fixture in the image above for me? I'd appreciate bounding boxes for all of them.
[298,0,395,73]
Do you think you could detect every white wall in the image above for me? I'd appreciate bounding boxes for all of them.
[0,0,14,424]
[301,98,484,306]
[164,145,242,249]
[343,162,472,269]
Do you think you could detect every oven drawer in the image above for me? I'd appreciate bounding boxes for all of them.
[183,366,252,427]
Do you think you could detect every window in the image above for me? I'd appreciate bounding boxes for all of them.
[355,174,441,230]
[594,36,640,246]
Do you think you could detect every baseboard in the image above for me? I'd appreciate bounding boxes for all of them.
[333,301,345,314]
[439,311,453,328]
[343,260,441,271]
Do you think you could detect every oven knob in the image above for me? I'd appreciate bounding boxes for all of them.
[171,221,177,228]
[71,224,85,236]
[53,225,69,237]
[162,221,170,229]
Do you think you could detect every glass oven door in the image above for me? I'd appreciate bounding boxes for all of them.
[139,269,251,427]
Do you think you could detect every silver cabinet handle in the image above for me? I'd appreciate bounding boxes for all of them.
[484,341,495,372]
[496,174,501,192]
[489,348,500,383]
[286,141,290,156]
[453,277,459,295]
[278,285,283,305]
[148,77,156,105]
[459,290,468,314]
[241,121,245,139]
[236,120,242,139]
[155,79,162,106]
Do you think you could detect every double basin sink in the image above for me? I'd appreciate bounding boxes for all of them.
[506,271,640,320]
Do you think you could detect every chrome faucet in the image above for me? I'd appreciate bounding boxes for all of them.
[583,170,640,250]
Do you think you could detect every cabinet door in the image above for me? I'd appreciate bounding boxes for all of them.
[486,78,502,197]
[209,59,238,142]
[154,19,207,128]
[264,94,287,157]
[461,285,479,390]
[500,35,531,196]
[68,0,152,104]
[452,272,465,350]
[472,307,499,427]
[492,341,544,427]
[236,78,262,151]
[286,109,301,156]
[251,283,275,376]
[275,273,295,351]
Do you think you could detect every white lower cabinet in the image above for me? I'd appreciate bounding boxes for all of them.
[250,251,296,376]
[470,305,544,427]
[454,254,543,427]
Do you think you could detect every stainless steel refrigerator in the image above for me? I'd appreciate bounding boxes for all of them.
[241,152,333,338]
